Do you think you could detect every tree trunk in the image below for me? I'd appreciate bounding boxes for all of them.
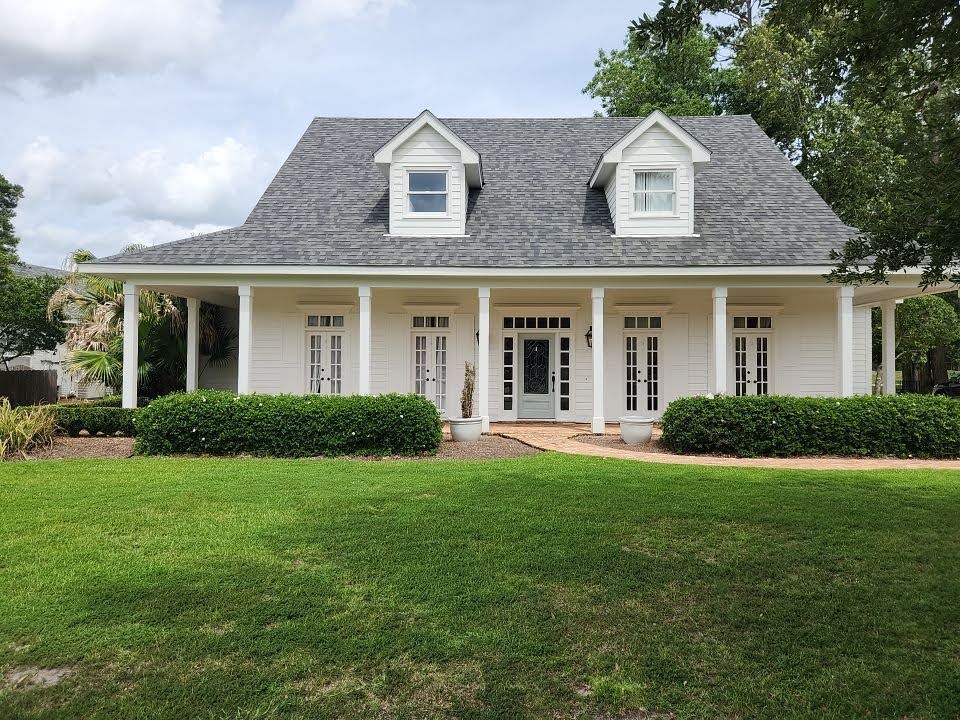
[918,357,933,393]
[928,346,949,387]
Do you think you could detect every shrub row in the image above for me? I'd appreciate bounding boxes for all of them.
[52,405,138,437]
[134,390,443,457]
[660,394,960,459]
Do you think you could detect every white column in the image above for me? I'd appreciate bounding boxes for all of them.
[358,286,371,395]
[591,287,605,434]
[121,282,138,409]
[881,300,896,395]
[237,285,253,394]
[186,297,199,392]
[478,287,490,432]
[838,286,855,396]
[712,287,727,395]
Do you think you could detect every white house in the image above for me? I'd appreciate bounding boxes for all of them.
[81,110,925,431]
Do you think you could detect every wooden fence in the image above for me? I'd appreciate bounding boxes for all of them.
[0,370,58,407]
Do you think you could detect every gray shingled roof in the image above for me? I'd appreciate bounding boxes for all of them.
[12,262,66,277]
[96,115,854,268]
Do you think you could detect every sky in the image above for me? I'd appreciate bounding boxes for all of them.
[1,0,658,269]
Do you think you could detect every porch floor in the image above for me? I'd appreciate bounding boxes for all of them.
[489,422,960,471]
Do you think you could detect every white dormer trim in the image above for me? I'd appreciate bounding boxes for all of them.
[374,109,483,187]
[589,109,711,188]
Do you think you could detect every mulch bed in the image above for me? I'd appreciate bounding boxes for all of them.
[19,437,135,461]
[12,435,539,462]
[575,433,669,454]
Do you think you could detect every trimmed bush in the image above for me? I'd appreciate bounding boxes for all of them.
[134,390,443,457]
[661,394,960,459]
[84,395,122,407]
[53,405,138,437]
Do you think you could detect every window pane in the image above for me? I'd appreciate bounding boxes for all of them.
[537,317,548,328]
[307,315,319,327]
[548,317,559,328]
[645,191,674,212]
[560,337,570,351]
[637,317,648,329]
[504,337,513,351]
[504,367,513,381]
[413,316,424,327]
[504,351,513,365]
[426,316,436,327]
[320,315,331,327]
[734,317,746,328]
[760,316,772,329]
[526,317,536,328]
[747,316,759,329]
[408,172,446,192]
[624,317,635,329]
[409,193,447,213]
[514,317,524,328]
[504,317,513,329]
[437,316,449,328]
[650,316,662,329]
[560,317,571,329]
[333,315,344,327]
[644,171,674,190]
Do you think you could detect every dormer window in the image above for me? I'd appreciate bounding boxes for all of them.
[407,170,448,214]
[633,170,676,214]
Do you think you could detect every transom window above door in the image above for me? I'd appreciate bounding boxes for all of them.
[623,316,662,329]
[412,315,449,328]
[407,171,448,214]
[503,316,571,329]
[306,314,344,328]
[733,315,772,329]
[633,170,676,214]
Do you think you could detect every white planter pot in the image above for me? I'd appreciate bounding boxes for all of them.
[619,416,654,445]
[449,417,483,442]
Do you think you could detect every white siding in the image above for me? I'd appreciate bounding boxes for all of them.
[242,287,859,423]
[853,306,872,395]
[612,125,693,237]
[389,126,466,237]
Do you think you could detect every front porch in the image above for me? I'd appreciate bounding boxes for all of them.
[117,277,923,428]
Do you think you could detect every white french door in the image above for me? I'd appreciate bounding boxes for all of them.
[307,332,344,395]
[625,334,660,413]
[732,334,771,396]
[412,333,448,412]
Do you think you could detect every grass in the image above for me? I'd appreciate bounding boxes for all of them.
[0,454,958,719]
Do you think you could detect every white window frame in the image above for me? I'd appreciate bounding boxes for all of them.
[404,168,450,218]
[630,167,678,217]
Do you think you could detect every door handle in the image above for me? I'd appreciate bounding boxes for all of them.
[551,371,556,392]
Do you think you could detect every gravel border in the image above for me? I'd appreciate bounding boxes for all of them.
[11,435,539,462]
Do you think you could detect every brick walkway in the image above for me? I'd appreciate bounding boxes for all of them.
[490,422,960,471]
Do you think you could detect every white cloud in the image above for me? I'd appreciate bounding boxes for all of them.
[0,0,223,89]
[12,135,274,225]
[284,0,409,25]
[16,219,228,268]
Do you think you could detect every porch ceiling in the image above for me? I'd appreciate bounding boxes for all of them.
[141,285,240,309]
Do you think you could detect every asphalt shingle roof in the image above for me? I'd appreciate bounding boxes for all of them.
[12,262,66,277]
[97,115,854,268]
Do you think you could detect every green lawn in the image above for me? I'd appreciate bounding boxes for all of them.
[1,455,958,719]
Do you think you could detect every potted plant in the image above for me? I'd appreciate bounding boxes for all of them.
[449,362,483,442]
[618,416,655,445]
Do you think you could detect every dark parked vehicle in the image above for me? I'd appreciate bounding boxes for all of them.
[932,375,960,397]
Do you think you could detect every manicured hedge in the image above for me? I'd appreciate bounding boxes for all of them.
[661,394,960,459]
[53,405,138,437]
[134,390,443,457]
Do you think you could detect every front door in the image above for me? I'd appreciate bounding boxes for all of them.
[732,334,771,396]
[307,332,344,395]
[625,334,660,414]
[518,335,554,418]
[412,333,448,412]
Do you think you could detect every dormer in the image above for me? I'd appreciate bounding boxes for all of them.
[589,110,710,237]
[374,110,483,237]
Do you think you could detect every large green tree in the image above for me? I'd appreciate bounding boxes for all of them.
[584,28,732,116]
[0,273,66,369]
[619,0,960,287]
[0,174,23,278]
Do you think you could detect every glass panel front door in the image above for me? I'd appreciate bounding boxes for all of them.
[518,335,554,418]
[625,334,660,413]
[307,333,344,395]
[412,334,448,412]
[733,334,771,396]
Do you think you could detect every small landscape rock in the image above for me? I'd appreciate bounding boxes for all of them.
[78,429,91,437]
[113,431,124,437]
[95,431,106,437]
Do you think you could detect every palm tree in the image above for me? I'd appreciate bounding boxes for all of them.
[48,248,235,396]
